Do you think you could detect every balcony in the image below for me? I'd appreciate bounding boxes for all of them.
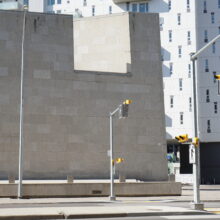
[113,0,149,3]
[0,2,22,10]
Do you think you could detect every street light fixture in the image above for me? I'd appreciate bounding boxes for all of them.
[190,34,220,210]
[18,5,28,199]
[109,100,132,201]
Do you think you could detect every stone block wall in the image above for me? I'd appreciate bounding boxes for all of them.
[0,11,167,180]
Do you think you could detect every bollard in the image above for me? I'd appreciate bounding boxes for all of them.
[119,174,126,183]
[8,175,15,184]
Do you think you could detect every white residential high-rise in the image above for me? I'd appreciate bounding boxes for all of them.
[8,0,220,183]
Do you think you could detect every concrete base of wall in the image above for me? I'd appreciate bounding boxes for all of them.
[0,182,181,197]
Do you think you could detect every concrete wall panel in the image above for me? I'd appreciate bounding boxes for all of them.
[0,11,167,181]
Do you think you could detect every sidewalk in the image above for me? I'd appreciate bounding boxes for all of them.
[0,202,209,220]
[0,184,219,219]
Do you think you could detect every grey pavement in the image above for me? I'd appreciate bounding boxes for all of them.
[0,184,219,219]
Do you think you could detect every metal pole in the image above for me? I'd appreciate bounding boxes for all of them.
[191,34,220,61]
[191,56,203,210]
[109,113,116,201]
[18,9,26,199]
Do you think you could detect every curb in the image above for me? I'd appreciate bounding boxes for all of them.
[0,211,212,220]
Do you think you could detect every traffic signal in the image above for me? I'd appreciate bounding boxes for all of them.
[123,100,132,105]
[119,100,132,118]
[175,134,189,143]
[115,158,124,164]
[192,137,199,147]
[214,75,220,80]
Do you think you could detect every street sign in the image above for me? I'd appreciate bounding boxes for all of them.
[189,144,196,164]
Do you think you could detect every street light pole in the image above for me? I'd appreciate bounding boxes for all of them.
[190,34,220,210]
[18,7,27,199]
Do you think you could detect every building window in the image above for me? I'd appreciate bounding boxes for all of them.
[219,0,220,8]
[83,0,87,6]
[180,112,184,124]
[212,43,216,54]
[207,120,211,133]
[132,3,137,12]
[178,46,182,58]
[177,13,181,25]
[109,6,112,14]
[168,0,171,10]
[126,2,130,11]
[169,62,173,75]
[170,96,174,108]
[214,102,218,113]
[139,3,148,12]
[179,78,183,91]
[188,64,191,78]
[47,0,55,5]
[206,89,210,102]
[57,0,61,4]
[211,12,215,24]
[168,30,172,42]
[189,97,192,112]
[187,31,191,45]
[205,59,209,72]
[187,0,190,12]
[204,30,208,42]
[24,0,29,6]
[203,0,207,13]
[92,5,95,16]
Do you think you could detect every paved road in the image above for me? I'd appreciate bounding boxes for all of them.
[71,215,220,220]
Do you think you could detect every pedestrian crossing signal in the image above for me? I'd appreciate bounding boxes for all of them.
[192,137,199,147]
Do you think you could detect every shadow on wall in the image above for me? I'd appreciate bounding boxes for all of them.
[155,1,169,13]
[165,114,172,127]
[166,132,172,140]
[161,47,171,62]
[162,64,171,78]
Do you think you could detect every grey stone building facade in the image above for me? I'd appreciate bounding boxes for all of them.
[0,10,167,180]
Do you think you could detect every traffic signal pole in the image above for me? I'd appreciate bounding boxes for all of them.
[191,56,202,209]
[109,107,119,201]
[109,100,132,201]
[189,34,220,210]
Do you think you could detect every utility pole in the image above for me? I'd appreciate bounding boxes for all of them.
[190,34,220,210]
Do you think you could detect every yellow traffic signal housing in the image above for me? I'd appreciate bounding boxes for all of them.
[175,134,189,143]
[123,100,132,105]
[214,75,220,80]
[115,158,124,164]
[192,137,199,147]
